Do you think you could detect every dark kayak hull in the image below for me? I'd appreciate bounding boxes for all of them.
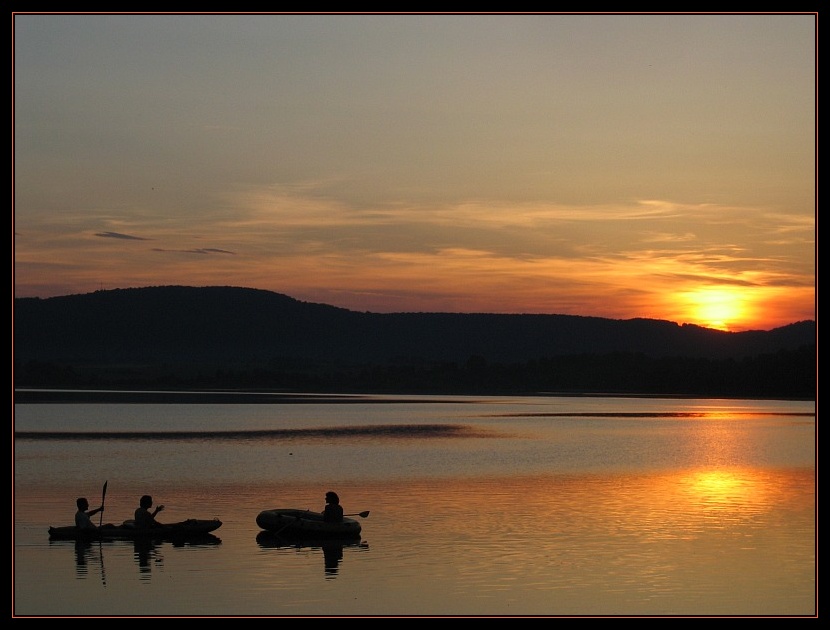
[256,509,361,538]
[48,519,222,541]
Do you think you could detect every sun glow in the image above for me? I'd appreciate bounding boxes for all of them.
[679,288,752,331]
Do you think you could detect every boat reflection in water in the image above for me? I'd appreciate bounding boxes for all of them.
[133,534,223,580]
[256,531,369,579]
[54,533,222,582]
[133,538,158,579]
[71,540,105,583]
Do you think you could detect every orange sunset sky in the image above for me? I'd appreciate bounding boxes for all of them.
[13,13,816,332]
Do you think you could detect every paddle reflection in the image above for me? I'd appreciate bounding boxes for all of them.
[70,540,107,584]
[256,531,368,579]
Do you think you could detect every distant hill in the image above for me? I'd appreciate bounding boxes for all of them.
[13,285,816,398]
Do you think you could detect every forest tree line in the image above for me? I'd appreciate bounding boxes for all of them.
[15,343,816,399]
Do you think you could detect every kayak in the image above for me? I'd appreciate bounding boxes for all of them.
[56,533,223,549]
[256,509,361,538]
[48,518,222,541]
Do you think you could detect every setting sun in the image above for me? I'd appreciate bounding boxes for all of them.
[679,288,751,331]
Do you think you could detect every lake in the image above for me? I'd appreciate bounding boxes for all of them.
[13,392,816,617]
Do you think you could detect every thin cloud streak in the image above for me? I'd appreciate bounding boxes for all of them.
[94,231,149,240]
[14,188,815,330]
[150,248,236,255]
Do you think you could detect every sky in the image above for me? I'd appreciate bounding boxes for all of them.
[13,13,816,332]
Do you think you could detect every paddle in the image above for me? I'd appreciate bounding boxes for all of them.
[99,480,108,527]
[345,511,370,518]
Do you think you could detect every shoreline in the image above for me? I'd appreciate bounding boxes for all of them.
[12,388,815,404]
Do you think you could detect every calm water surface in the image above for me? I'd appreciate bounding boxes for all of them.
[13,393,816,617]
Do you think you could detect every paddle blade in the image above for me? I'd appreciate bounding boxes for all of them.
[100,480,108,527]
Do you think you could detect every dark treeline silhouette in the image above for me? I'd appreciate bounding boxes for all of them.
[14,285,816,399]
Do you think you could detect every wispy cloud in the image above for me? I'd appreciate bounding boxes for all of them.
[94,231,149,241]
[151,248,236,255]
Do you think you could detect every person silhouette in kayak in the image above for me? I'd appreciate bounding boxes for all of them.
[134,495,165,528]
[322,491,344,523]
[75,497,105,529]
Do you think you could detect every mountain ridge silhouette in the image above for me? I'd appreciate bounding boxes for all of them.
[14,285,816,397]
